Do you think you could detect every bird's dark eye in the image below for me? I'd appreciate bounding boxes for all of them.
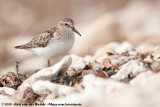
[65,23,68,26]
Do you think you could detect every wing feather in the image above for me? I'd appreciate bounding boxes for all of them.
[15,27,57,49]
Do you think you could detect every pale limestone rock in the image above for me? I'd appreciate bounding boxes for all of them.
[84,55,92,64]
[44,74,160,107]
[111,60,148,81]
[69,54,86,70]
[66,69,76,76]
[100,58,112,69]
[144,56,153,64]
[67,54,86,76]
[82,75,128,94]
[151,61,160,72]
[30,56,72,83]
[136,45,153,56]
[129,50,138,56]
[130,71,160,89]
[44,75,128,107]
[115,41,133,54]
[0,95,18,105]
[32,80,75,96]
[0,87,15,95]
[93,42,120,60]
[15,55,72,101]
[152,49,160,60]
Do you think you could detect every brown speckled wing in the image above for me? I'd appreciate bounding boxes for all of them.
[15,27,57,49]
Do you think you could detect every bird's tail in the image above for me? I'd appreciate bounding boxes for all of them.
[14,45,25,49]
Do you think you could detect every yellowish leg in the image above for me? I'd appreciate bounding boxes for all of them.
[47,60,50,67]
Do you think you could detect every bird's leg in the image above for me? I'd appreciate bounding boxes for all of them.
[47,60,50,67]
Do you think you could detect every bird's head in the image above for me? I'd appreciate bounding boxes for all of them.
[57,18,81,36]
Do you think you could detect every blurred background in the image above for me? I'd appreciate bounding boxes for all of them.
[0,0,160,74]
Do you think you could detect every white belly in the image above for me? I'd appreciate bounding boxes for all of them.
[29,36,75,60]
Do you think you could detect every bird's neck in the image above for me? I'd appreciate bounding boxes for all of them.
[57,28,73,36]
[54,28,74,42]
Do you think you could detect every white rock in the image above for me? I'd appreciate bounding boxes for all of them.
[44,75,128,107]
[93,42,120,60]
[129,50,138,56]
[0,87,15,95]
[154,54,160,61]
[44,74,160,107]
[111,60,148,81]
[82,75,127,94]
[96,55,108,63]
[0,95,18,104]
[66,69,76,76]
[32,80,75,96]
[15,55,72,101]
[84,55,92,64]
[144,57,153,64]
[30,55,72,83]
[69,54,86,70]
[152,50,160,60]
[130,71,160,89]
[67,55,86,76]
[151,61,160,72]
[115,41,133,54]
[136,45,153,56]
[153,46,160,52]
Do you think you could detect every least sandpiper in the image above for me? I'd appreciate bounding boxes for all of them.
[15,18,81,67]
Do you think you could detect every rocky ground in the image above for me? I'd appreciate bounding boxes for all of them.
[1,0,160,107]
[0,41,160,107]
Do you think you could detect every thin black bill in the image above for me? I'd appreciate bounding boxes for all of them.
[72,27,81,36]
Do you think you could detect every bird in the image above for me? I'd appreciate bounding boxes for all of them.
[14,18,81,67]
